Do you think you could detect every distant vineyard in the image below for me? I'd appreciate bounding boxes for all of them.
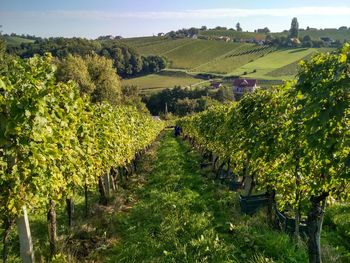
[193,45,276,74]
[225,45,275,57]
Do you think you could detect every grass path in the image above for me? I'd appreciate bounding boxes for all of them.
[97,131,308,263]
[105,131,238,262]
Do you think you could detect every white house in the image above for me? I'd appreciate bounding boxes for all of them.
[233,79,259,94]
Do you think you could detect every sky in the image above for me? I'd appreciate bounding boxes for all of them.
[1,0,350,39]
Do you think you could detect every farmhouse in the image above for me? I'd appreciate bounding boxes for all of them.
[210,82,222,89]
[288,38,301,47]
[233,79,259,94]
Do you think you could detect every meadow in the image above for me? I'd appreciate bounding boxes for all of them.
[122,71,206,93]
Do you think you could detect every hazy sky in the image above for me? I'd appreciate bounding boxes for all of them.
[1,0,350,38]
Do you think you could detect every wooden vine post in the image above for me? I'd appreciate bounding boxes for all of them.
[16,206,35,263]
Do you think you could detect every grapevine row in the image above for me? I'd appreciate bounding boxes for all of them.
[178,44,350,263]
[0,54,164,261]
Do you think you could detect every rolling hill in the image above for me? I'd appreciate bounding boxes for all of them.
[122,36,335,91]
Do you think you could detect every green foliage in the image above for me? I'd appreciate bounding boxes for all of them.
[121,85,149,113]
[56,53,122,105]
[55,54,95,95]
[0,53,164,227]
[178,44,350,259]
[322,204,350,261]
[85,53,121,104]
[5,37,166,78]
[230,212,308,262]
[144,86,229,116]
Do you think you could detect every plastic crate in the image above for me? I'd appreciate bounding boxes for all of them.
[239,193,269,215]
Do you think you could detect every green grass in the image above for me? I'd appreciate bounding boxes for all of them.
[122,71,206,93]
[102,131,308,263]
[1,131,348,262]
[322,204,350,262]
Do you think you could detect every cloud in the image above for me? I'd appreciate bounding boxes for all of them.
[119,7,350,19]
[2,6,350,21]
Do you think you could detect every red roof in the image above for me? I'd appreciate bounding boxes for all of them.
[233,79,257,87]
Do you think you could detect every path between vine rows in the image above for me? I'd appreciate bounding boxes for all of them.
[103,130,238,262]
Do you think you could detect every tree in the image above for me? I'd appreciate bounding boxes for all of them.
[236,22,242,32]
[188,27,199,37]
[56,54,121,105]
[85,53,121,105]
[0,25,6,73]
[302,35,313,47]
[55,55,95,95]
[289,17,299,38]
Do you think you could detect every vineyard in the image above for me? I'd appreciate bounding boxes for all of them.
[0,43,349,263]
[0,54,164,262]
[178,45,350,262]
[122,37,193,56]
[193,45,276,74]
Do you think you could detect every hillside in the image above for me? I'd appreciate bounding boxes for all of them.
[230,48,318,80]
[123,36,335,91]
[3,35,35,46]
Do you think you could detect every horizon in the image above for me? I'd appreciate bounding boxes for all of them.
[1,0,350,39]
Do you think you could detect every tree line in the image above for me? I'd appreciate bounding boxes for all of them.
[144,86,233,117]
[5,36,167,78]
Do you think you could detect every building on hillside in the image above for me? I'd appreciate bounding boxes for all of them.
[233,79,259,94]
[288,38,301,47]
[254,36,266,45]
[219,36,231,42]
[210,82,222,89]
[192,34,198,39]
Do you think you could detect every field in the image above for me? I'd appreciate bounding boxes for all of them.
[122,71,207,93]
[230,48,319,80]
